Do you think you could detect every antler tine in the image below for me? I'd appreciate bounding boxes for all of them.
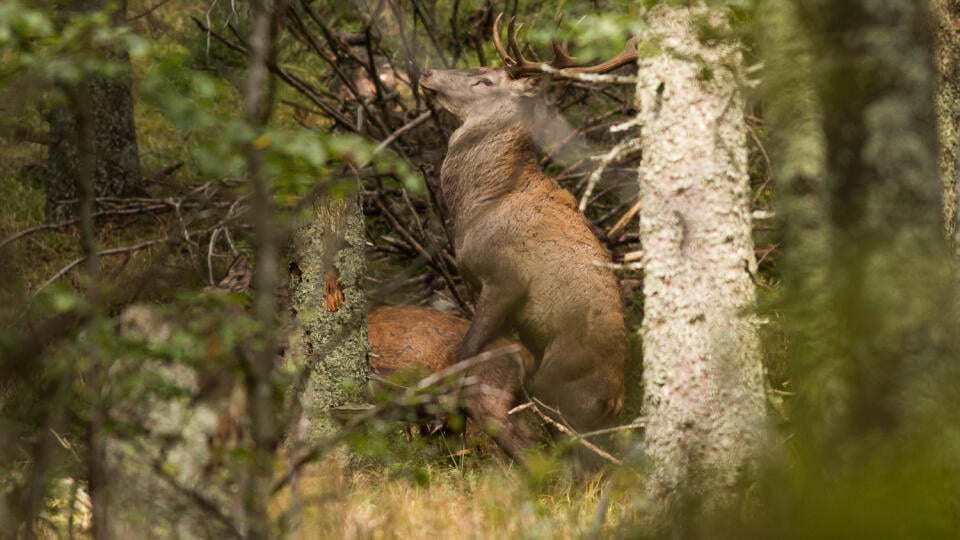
[565,36,639,74]
[493,12,549,78]
[508,19,529,65]
[492,12,516,68]
[494,12,635,78]
[551,40,579,69]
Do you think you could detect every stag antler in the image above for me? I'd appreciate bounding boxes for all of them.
[492,13,638,78]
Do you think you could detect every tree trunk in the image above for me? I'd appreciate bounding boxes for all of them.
[792,0,957,444]
[756,0,844,444]
[635,5,767,532]
[288,191,369,444]
[46,0,142,220]
[243,1,284,537]
[758,2,960,534]
[933,0,960,243]
[68,78,112,540]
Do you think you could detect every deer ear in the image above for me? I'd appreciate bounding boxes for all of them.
[514,76,542,97]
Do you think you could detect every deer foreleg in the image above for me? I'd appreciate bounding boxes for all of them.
[457,284,522,362]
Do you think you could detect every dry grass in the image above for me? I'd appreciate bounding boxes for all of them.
[281,456,644,540]
[30,451,644,538]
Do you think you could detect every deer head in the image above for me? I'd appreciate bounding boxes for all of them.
[419,13,638,125]
[419,67,536,123]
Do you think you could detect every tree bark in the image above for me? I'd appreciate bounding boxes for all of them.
[933,0,960,243]
[635,5,767,532]
[46,0,142,220]
[288,191,369,444]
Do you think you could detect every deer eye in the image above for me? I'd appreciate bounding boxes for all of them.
[473,78,494,87]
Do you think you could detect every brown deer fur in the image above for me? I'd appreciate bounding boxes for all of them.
[368,305,541,461]
[419,67,627,437]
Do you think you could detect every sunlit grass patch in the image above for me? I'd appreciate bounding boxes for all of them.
[285,458,639,540]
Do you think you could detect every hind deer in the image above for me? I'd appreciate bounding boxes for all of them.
[368,305,541,461]
[418,15,637,453]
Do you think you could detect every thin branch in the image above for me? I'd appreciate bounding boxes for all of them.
[1,208,151,250]
[289,4,391,138]
[606,198,642,240]
[204,0,222,60]
[592,259,642,271]
[34,239,168,295]
[579,136,642,212]
[127,0,173,21]
[747,119,773,208]
[540,63,638,84]
[147,458,244,539]
[207,227,223,285]
[410,0,451,68]
[273,345,522,494]
[528,398,623,466]
[370,111,432,158]
[373,196,468,310]
[576,421,645,440]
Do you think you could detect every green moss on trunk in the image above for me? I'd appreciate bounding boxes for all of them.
[288,192,369,443]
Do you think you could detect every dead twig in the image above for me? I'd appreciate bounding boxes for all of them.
[371,111,432,157]
[34,239,169,295]
[373,196,469,312]
[527,397,623,466]
[606,198,642,240]
[579,136,642,212]
[747,119,773,208]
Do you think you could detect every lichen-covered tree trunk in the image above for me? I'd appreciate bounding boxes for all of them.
[46,0,142,220]
[288,192,369,443]
[933,0,960,330]
[933,0,960,242]
[635,5,767,530]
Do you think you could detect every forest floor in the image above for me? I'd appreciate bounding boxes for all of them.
[284,454,642,540]
[1,170,646,539]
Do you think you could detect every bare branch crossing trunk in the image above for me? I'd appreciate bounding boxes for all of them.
[635,5,767,531]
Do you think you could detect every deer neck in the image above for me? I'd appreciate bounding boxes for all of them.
[441,116,541,226]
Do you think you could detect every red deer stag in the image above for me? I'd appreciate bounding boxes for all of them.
[418,15,637,447]
[368,305,541,461]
